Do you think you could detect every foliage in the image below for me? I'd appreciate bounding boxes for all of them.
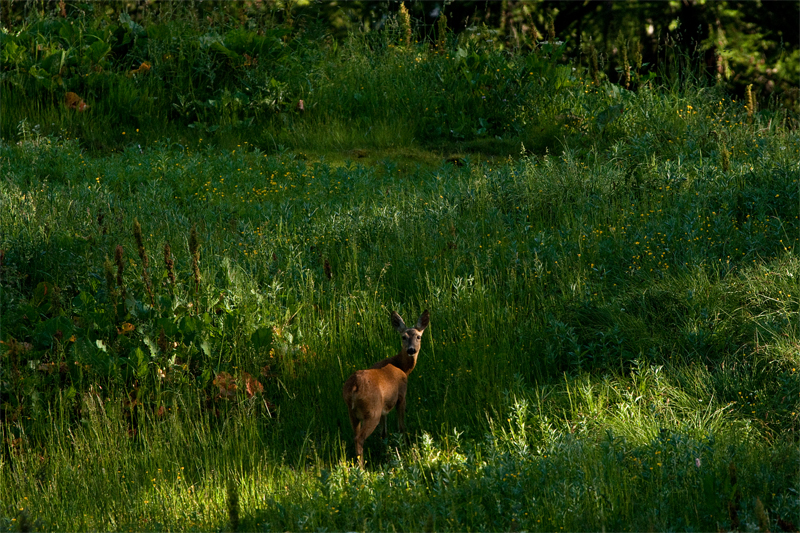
[0,4,798,532]
[2,0,797,152]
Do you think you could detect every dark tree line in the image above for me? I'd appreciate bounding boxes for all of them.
[2,0,797,109]
[349,0,798,109]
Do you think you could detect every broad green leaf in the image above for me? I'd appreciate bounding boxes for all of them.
[200,339,211,357]
[39,49,65,75]
[251,327,273,350]
[85,40,111,64]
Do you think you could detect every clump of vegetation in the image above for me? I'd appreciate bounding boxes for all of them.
[2,1,796,153]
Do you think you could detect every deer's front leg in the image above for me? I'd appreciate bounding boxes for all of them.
[380,414,388,439]
[396,392,406,434]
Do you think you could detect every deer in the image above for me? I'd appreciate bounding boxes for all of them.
[342,309,430,467]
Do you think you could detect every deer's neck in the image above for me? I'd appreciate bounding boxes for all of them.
[374,351,416,375]
[399,350,418,375]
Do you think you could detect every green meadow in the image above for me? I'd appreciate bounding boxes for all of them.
[1,3,798,531]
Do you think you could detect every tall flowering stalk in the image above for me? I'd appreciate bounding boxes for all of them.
[745,84,755,124]
[133,218,155,307]
[436,13,447,52]
[189,224,201,313]
[398,3,411,48]
[617,31,630,89]
[721,144,731,172]
[632,39,643,87]
[164,241,176,296]
[590,44,600,86]
[114,245,126,299]
[104,255,117,316]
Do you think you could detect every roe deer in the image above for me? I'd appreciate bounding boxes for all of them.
[342,309,430,467]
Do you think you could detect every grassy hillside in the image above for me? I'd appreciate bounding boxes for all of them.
[1,7,799,533]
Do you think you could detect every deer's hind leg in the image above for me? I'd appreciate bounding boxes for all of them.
[354,411,382,467]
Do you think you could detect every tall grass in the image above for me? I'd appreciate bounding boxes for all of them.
[1,8,799,533]
[2,5,591,155]
[2,373,797,531]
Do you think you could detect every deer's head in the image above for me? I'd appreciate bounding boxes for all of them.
[391,309,430,357]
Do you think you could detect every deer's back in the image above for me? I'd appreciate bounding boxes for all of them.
[370,354,414,374]
[343,366,408,417]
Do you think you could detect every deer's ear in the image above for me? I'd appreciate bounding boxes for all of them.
[391,311,407,332]
[415,310,430,331]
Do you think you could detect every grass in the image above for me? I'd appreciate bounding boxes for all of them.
[1,8,799,533]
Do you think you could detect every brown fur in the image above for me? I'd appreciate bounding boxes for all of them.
[342,309,430,467]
